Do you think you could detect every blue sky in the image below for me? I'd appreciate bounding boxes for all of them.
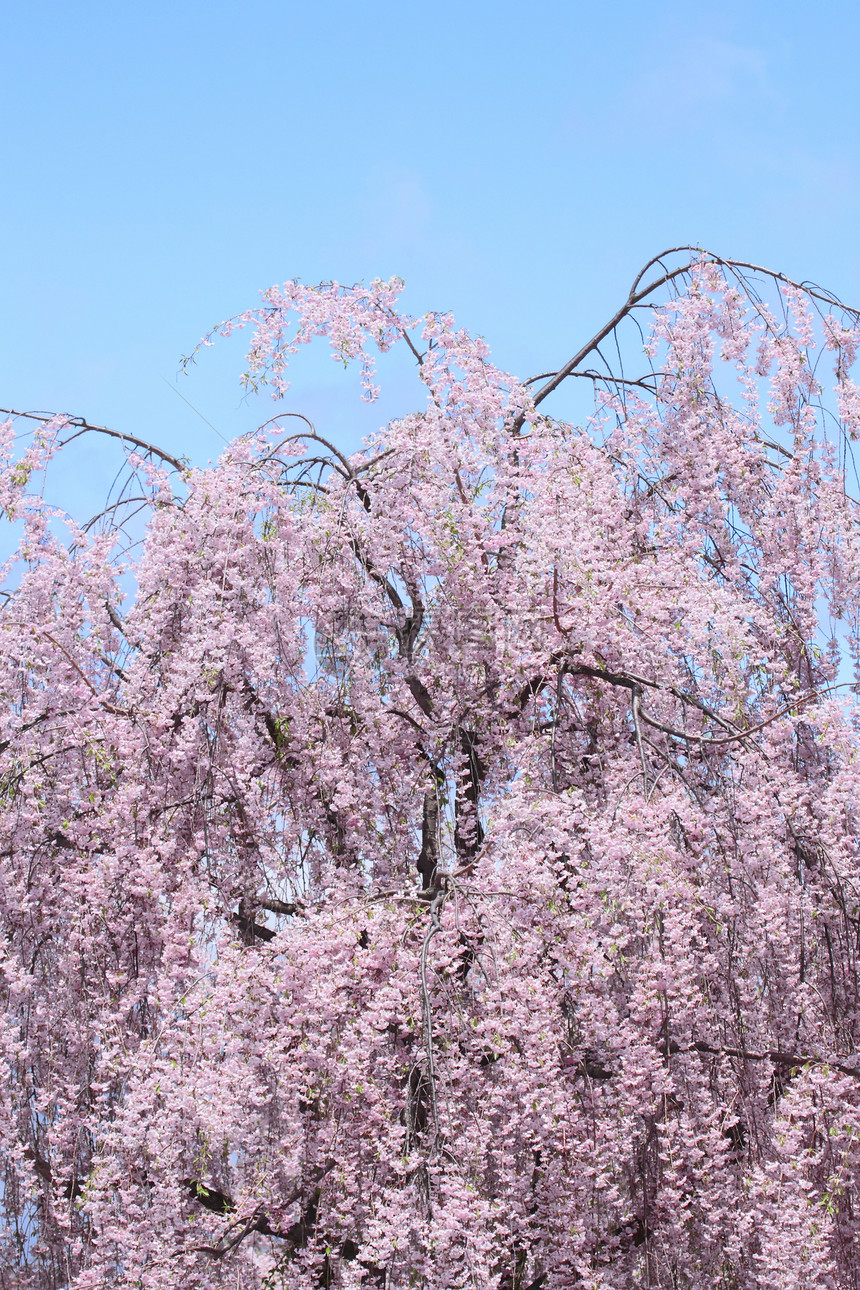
[3,0,860,513]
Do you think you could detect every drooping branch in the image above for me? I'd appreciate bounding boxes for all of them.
[0,407,187,473]
[517,246,860,429]
[418,887,446,1149]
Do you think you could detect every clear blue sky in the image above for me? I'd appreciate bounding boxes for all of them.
[3,0,860,511]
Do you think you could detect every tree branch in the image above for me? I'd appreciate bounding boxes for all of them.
[517,246,860,428]
[0,407,187,473]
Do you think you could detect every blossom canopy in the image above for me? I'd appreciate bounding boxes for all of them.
[3,250,860,1289]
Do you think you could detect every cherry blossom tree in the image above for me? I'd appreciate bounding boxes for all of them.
[4,248,860,1289]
